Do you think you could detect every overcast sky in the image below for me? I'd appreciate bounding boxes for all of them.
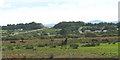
[0,0,119,26]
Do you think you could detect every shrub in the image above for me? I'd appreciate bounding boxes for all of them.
[15,46,22,49]
[2,48,6,51]
[81,43,100,47]
[92,39,98,42]
[50,45,56,48]
[38,45,45,47]
[61,45,68,49]
[102,39,109,43]
[108,42,111,44]
[61,38,68,46]
[25,46,34,49]
[70,44,79,49]
[112,42,116,44]
[33,48,36,51]
[7,45,14,50]
[10,41,16,43]
[44,44,48,46]
[57,43,62,46]
[96,43,100,46]
[20,40,26,43]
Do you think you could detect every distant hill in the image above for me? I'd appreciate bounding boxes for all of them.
[88,20,118,23]
[109,21,118,23]
[44,24,56,28]
[88,20,104,23]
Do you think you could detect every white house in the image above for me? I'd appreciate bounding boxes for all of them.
[117,28,119,30]
[14,29,23,31]
[94,30,101,32]
[103,30,107,32]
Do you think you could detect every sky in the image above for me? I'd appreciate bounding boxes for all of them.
[0,0,119,26]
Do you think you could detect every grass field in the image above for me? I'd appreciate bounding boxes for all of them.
[1,37,119,58]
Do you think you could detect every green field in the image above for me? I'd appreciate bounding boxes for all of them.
[2,37,119,58]
[2,43,118,58]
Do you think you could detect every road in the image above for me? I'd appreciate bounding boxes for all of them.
[12,28,45,36]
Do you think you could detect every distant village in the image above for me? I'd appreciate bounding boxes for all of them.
[78,27,119,33]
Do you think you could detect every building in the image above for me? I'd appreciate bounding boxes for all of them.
[94,30,101,32]
[103,30,107,32]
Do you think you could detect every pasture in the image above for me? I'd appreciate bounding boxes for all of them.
[1,36,119,58]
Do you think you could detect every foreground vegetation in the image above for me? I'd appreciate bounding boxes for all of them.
[2,36,119,58]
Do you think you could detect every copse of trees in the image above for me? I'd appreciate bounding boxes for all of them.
[53,21,85,29]
[2,22,44,30]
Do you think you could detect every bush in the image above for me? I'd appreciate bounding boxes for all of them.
[38,45,45,47]
[2,48,6,51]
[61,39,68,46]
[70,44,79,49]
[108,42,111,44]
[15,46,22,49]
[33,48,36,51]
[112,42,116,44]
[7,45,14,50]
[10,41,16,43]
[81,43,100,47]
[44,44,48,46]
[25,46,34,49]
[50,45,56,48]
[96,43,100,46]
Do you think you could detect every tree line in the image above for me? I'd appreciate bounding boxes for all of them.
[2,22,44,30]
